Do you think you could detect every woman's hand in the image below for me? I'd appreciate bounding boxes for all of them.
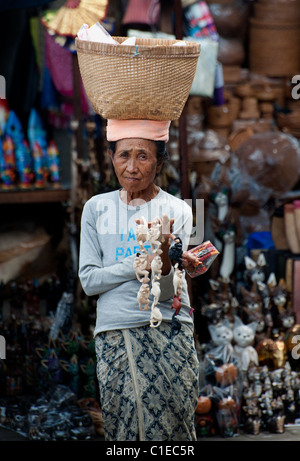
[135,215,174,275]
[181,251,198,273]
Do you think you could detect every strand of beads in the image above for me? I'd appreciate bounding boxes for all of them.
[134,217,151,311]
[148,218,163,328]
[134,216,164,327]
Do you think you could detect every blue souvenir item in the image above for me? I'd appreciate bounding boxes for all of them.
[28,109,48,172]
[1,135,16,188]
[15,139,33,188]
[47,140,60,185]
[5,110,24,146]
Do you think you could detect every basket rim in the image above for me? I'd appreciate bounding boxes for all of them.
[75,36,201,57]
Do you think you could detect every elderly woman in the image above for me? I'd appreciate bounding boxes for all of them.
[78,119,199,441]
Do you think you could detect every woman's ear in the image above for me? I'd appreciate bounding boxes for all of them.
[108,149,114,162]
[156,160,163,175]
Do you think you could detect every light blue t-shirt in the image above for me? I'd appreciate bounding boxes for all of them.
[78,188,195,335]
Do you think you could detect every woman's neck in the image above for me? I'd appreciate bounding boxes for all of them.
[120,184,160,205]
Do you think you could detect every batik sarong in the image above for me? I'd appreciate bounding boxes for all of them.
[95,321,199,441]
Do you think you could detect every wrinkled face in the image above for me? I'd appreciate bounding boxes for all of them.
[109,138,162,194]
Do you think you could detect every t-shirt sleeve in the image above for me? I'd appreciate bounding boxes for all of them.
[78,200,137,297]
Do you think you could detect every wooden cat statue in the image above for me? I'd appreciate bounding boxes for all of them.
[233,316,258,372]
[207,318,234,360]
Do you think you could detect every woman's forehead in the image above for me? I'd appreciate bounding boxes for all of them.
[115,138,156,152]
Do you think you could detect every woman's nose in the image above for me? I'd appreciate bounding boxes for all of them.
[126,158,138,172]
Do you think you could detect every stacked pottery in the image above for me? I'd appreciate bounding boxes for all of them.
[188,129,231,180]
[207,0,249,83]
[249,0,300,77]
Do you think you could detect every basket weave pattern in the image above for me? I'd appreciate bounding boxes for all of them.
[249,0,300,77]
[75,37,200,121]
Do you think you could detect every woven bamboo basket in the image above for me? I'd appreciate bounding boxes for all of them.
[75,36,201,121]
[249,18,300,77]
[253,2,300,22]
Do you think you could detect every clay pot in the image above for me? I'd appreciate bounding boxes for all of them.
[239,97,260,120]
[218,37,245,66]
[188,129,231,179]
[209,1,249,38]
[228,96,241,122]
[207,105,232,128]
[234,82,255,98]
[234,131,300,196]
[256,86,277,102]
[259,102,274,119]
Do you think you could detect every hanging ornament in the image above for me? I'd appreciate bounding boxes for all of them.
[134,216,164,328]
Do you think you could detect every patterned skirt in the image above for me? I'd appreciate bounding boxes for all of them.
[95,321,199,441]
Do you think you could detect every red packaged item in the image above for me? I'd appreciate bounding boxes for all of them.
[186,240,219,278]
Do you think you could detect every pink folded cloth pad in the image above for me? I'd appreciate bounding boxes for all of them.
[106,119,171,142]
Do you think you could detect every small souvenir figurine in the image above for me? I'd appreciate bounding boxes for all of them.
[207,318,234,359]
[244,253,267,290]
[150,306,163,328]
[148,217,163,255]
[195,395,216,437]
[47,140,61,187]
[32,141,46,188]
[215,363,238,388]
[218,227,235,283]
[135,216,149,248]
[15,139,33,189]
[134,217,151,312]
[27,108,48,162]
[151,253,162,278]
[243,397,261,435]
[135,216,165,327]
[137,282,150,311]
[1,134,16,188]
[150,275,161,307]
[216,395,239,438]
[25,278,40,317]
[173,263,183,297]
[233,316,258,372]
[133,252,150,283]
[168,237,184,269]
[171,294,182,316]
[5,111,30,188]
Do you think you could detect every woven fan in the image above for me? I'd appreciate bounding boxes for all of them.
[41,0,109,37]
